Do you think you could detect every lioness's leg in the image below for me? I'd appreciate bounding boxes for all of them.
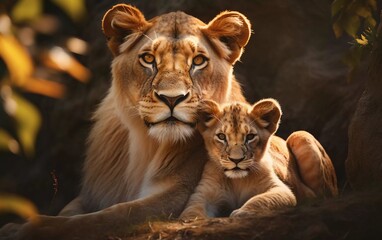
[287,131,338,198]
[0,199,84,239]
[3,183,193,240]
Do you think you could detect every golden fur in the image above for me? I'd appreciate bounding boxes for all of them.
[181,99,297,218]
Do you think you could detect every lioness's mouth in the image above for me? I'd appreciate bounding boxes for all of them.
[224,167,249,172]
[144,117,196,128]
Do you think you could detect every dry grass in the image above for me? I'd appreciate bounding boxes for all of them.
[116,190,382,240]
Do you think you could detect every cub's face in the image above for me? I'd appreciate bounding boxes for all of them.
[199,99,281,178]
[102,4,251,143]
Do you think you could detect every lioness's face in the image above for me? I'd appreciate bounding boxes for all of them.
[102,5,251,143]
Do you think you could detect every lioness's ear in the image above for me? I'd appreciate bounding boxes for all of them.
[102,4,150,55]
[198,100,221,131]
[251,99,282,134]
[203,11,251,64]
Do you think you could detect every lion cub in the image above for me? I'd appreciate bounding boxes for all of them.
[181,99,296,218]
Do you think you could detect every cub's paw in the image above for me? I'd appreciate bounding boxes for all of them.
[179,209,210,222]
[230,209,253,218]
[179,213,206,222]
[231,208,274,218]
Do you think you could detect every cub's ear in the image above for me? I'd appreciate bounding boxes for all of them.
[102,4,150,55]
[203,11,251,64]
[198,100,221,131]
[251,99,282,134]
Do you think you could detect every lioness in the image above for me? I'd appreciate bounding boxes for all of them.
[0,4,337,240]
[180,99,297,219]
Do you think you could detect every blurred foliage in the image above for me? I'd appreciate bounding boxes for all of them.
[0,87,41,157]
[331,0,379,79]
[0,0,89,219]
[332,0,377,38]
[11,0,86,23]
[0,194,39,221]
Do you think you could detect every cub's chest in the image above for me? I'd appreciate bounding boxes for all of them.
[226,178,262,208]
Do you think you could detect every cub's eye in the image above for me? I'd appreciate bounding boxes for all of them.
[246,133,257,142]
[140,53,155,65]
[192,55,208,67]
[216,133,226,141]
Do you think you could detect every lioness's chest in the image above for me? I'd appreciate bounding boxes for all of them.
[127,144,177,200]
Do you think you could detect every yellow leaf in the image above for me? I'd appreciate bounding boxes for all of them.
[23,77,66,99]
[0,129,20,154]
[0,194,39,221]
[355,34,368,45]
[42,47,91,83]
[0,35,34,87]
[52,0,87,22]
[11,92,41,157]
[11,0,43,23]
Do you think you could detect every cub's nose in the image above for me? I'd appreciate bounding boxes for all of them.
[228,157,245,164]
[155,92,189,110]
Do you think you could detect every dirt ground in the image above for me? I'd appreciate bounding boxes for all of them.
[117,191,382,240]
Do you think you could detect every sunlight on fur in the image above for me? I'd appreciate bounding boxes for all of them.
[148,124,195,143]
[224,169,249,178]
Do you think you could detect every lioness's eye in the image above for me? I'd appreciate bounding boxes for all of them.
[140,53,155,64]
[217,133,226,141]
[192,55,207,66]
[246,133,257,142]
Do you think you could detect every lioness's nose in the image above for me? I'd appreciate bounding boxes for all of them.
[155,92,189,110]
[228,156,245,164]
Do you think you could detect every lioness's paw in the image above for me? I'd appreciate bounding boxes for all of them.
[0,216,74,240]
